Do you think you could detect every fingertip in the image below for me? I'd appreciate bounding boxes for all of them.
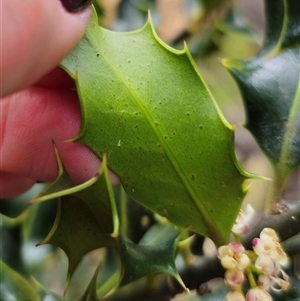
[1,0,93,97]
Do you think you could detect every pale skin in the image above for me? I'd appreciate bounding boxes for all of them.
[0,0,119,198]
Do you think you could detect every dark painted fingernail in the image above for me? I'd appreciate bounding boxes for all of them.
[61,0,93,12]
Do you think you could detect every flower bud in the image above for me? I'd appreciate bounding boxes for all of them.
[225,269,245,290]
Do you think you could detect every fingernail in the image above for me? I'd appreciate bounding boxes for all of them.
[60,0,93,13]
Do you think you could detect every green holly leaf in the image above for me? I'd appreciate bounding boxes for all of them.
[61,9,252,246]
[118,231,185,289]
[223,0,300,201]
[37,155,118,293]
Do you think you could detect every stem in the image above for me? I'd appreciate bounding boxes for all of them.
[233,233,242,244]
[120,186,129,236]
[246,268,256,288]
[281,233,300,256]
[243,203,300,249]
[264,168,287,214]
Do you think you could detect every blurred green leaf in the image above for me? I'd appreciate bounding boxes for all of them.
[61,9,253,246]
[199,284,229,300]
[78,264,101,301]
[31,277,64,301]
[96,249,121,299]
[0,261,39,301]
[217,8,259,42]
[138,222,179,245]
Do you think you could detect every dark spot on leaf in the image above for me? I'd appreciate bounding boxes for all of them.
[96,53,99,57]
[191,174,195,180]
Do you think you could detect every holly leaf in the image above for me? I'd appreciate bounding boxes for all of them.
[223,0,300,190]
[61,9,252,246]
[118,231,185,289]
[37,155,118,293]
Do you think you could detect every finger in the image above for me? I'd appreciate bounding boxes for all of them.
[1,0,92,97]
[0,172,36,199]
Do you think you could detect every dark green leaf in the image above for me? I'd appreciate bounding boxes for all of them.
[37,155,118,292]
[223,0,300,201]
[261,0,285,55]
[281,0,300,49]
[37,196,116,293]
[118,232,185,288]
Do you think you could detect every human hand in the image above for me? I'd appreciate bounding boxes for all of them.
[0,0,120,198]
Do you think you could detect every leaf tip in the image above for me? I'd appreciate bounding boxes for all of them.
[221,58,244,72]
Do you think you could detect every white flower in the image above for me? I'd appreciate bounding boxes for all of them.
[257,267,290,292]
[232,204,254,234]
[218,242,250,270]
[252,228,289,293]
[252,228,288,265]
[255,253,277,276]
[225,291,246,301]
[246,287,272,301]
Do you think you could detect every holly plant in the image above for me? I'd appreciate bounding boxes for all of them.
[1,0,299,300]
